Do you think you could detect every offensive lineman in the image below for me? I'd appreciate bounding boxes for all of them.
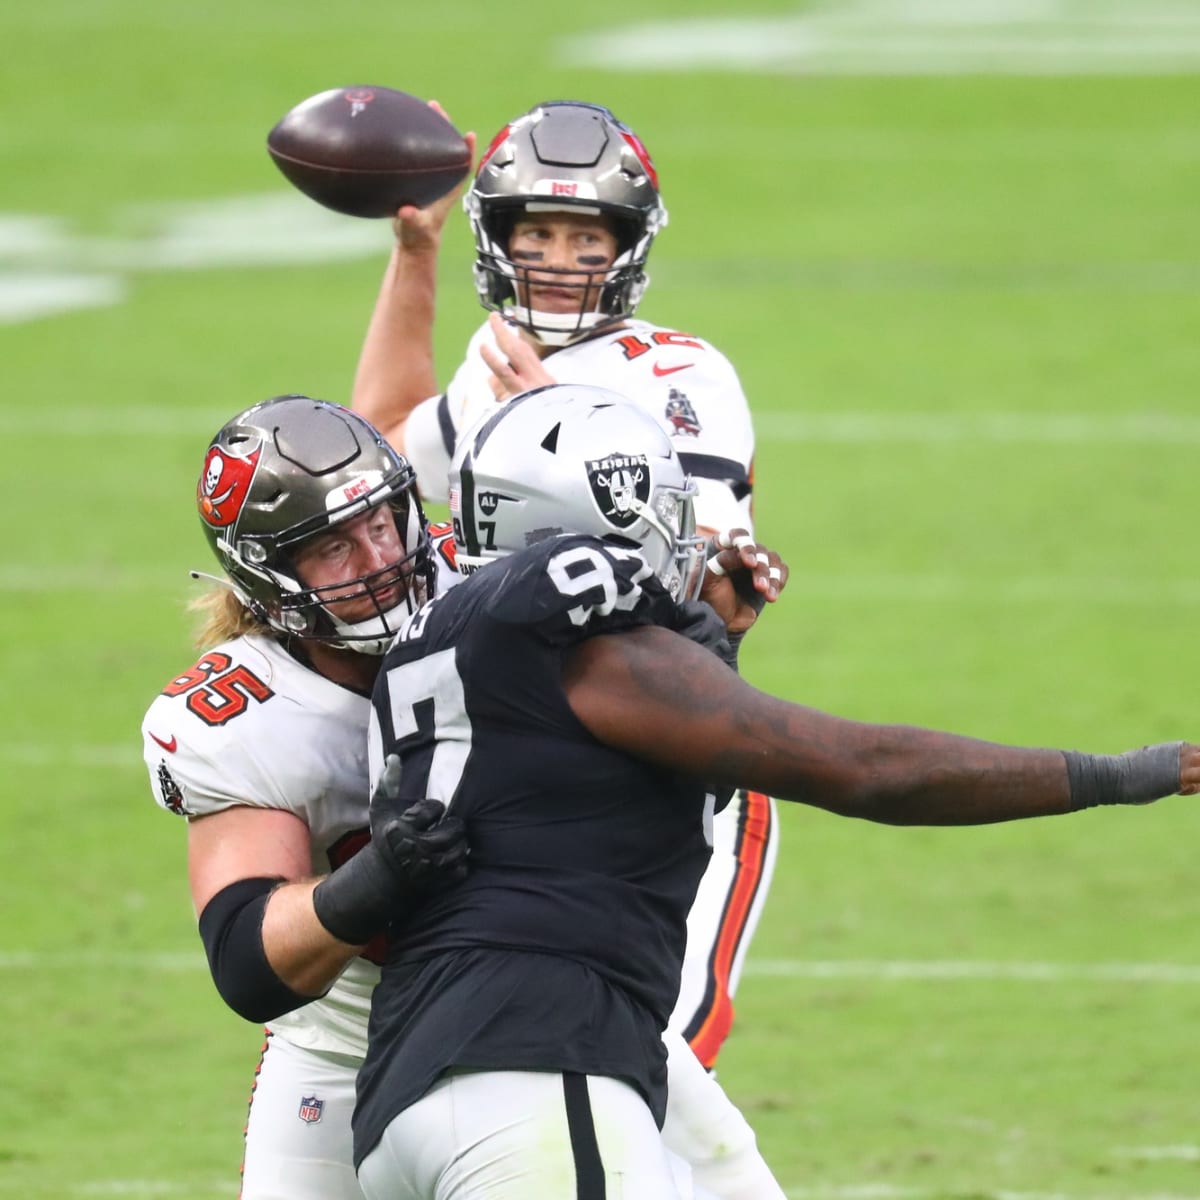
[352,99,775,1081]
[141,396,468,1200]
[356,384,1200,1200]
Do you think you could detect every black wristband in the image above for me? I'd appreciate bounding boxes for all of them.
[198,877,313,1023]
[1064,742,1182,810]
[311,841,400,945]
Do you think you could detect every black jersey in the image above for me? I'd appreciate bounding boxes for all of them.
[354,535,719,1163]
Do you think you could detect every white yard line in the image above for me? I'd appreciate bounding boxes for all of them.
[753,411,1200,445]
[4,409,1200,444]
[560,0,1200,75]
[745,959,1200,982]
[5,951,1200,984]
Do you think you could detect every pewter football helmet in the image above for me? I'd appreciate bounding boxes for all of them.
[466,100,668,346]
[197,395,433,653]
[448,384,704,601]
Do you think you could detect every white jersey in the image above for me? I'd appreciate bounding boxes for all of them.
[142,633,380,1058]
[142,536,459,1060]
[404,317,755,533]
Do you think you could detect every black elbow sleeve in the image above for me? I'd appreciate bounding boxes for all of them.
[197,877,313,1024]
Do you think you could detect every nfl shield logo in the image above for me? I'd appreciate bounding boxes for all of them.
[585,452,650,529]
[298,1095,324,1125]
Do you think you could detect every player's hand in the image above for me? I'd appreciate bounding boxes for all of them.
[699,528,788,636]
[370,755,469,893]
[390,103,477,252]
[481,312,557,400]
[1179,743,1200,795]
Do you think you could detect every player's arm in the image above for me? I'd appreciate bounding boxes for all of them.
[562,626,1199,824]
[187,765,467,1023]
[188,806,356,1010]
[350,114,477,453]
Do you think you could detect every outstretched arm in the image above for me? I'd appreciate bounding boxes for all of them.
[351,105,476,453]
[562,625,1198,825]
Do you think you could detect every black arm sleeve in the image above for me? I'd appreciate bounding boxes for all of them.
[197,877,316,1024]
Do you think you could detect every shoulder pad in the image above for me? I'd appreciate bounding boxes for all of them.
[483,535,677,643]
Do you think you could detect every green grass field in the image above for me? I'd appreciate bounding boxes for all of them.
[3,1,1200,1196]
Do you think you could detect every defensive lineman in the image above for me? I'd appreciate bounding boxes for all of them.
[357,384,1200,1200]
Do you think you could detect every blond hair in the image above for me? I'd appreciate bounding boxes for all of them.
[189,584,274,650]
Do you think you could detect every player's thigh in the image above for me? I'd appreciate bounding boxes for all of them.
[241,1034,363,1200]
[661,1029,786,1200]
[357,1069,686,1200]
[670,791,779,1056]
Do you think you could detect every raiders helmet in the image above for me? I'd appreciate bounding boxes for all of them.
[449,384,704,601]
[197,395,433,654]
[466,100,668,346]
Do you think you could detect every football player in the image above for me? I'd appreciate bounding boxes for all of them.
[142,396,468,1200]
[143,393,784,1200]
[356,383,1200,1200]
[352,99,775,1088]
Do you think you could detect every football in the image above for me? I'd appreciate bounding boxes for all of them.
[266,86,472,218]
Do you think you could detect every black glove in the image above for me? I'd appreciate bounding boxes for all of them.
[312,756,469,944]
[673,599,739,672]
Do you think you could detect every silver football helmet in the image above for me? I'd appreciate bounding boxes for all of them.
[466,100,668,347]
[448,384,704,601]
[197,395,433,654]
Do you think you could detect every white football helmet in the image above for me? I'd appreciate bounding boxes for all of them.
[448,384,705,601]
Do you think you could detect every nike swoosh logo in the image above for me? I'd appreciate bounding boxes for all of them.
[652,362,694,377]
[149,731,177,753]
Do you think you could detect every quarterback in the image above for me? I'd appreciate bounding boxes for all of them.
[353,99,775,1080]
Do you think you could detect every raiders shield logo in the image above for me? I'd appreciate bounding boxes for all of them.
[586,452,650,529]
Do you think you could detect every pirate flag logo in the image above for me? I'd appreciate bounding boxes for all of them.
[586,452,650,529]
[198,444,261,529]
[664,388,701,437]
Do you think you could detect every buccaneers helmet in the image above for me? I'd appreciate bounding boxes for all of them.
[196,395,433,653]
[449,384,704,601]
[466,100,668,346]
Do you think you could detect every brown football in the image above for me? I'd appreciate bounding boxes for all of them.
[267,86,471,218]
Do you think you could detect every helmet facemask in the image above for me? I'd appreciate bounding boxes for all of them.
[199,396,434,656]
[467,101,668,347]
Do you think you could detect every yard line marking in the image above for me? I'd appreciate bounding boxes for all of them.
[0,951,205,970]
[6,569,1200,606]
[6,408,1200,445]
[0,407,229,436]
[781,1189,1200,1200]
[0,567,187,592]
[560,0,1200,75]
[4,953,1200,983]
[753,411,1200,445]
[746,960,1200,983]
[0,272,124,323]
[0,745,144,768]
[1115,1147,1200,1162]
[74,1182,228,1197]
